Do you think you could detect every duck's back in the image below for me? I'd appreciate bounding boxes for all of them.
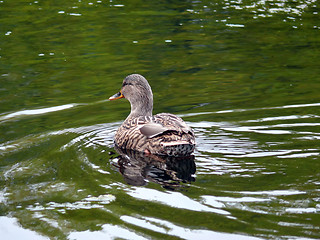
[114,113,195,156]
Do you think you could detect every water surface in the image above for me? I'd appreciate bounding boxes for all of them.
[1,0,320,239]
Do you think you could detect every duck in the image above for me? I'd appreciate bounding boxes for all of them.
[109,74,195,156]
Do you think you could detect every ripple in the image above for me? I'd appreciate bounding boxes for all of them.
[0,104,78,122]
[121,215,261,240]
[69,224,147,240]
[41,195,115,212]
[182,102,320,117]
[0,122,117,156]
[59,122,118,150]
[230,150,293,158]
[202,195,270,204]
[278,152,320,158]
[285,207,319,214]
[126,187,230,215]
[239,190,306,196]
[0,217,49,240]
[245,114,319,123]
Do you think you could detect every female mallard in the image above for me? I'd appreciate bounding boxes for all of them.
[109,74,195,156]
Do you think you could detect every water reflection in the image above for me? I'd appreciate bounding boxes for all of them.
[113,146,196,189]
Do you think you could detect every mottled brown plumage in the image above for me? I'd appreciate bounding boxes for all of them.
[109,74,195,156]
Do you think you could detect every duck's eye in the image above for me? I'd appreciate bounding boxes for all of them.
[123,82,133,87]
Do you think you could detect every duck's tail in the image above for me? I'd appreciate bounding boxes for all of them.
[161,141,195,156]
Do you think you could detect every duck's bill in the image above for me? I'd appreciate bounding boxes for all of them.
[109,91,124,100]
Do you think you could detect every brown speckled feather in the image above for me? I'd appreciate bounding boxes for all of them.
[115,114,195,156]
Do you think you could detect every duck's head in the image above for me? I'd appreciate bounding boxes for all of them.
[109,74,153,118]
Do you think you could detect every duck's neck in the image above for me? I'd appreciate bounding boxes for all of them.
[126,94,153,120]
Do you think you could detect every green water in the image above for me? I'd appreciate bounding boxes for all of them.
[1,0,320,239]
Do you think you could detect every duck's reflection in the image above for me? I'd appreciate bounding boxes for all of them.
[114,146,196,189]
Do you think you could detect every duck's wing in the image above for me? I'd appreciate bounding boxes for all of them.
[139,122,169,138]
[139,113,194,139]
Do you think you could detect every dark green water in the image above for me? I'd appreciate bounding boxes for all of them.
[1,0,320,239]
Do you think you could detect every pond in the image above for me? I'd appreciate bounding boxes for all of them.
[1,0,320,239]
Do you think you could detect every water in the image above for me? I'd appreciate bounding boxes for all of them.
[1,0,320,239]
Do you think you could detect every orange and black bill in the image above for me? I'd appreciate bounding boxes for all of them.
[109,91,124,100]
